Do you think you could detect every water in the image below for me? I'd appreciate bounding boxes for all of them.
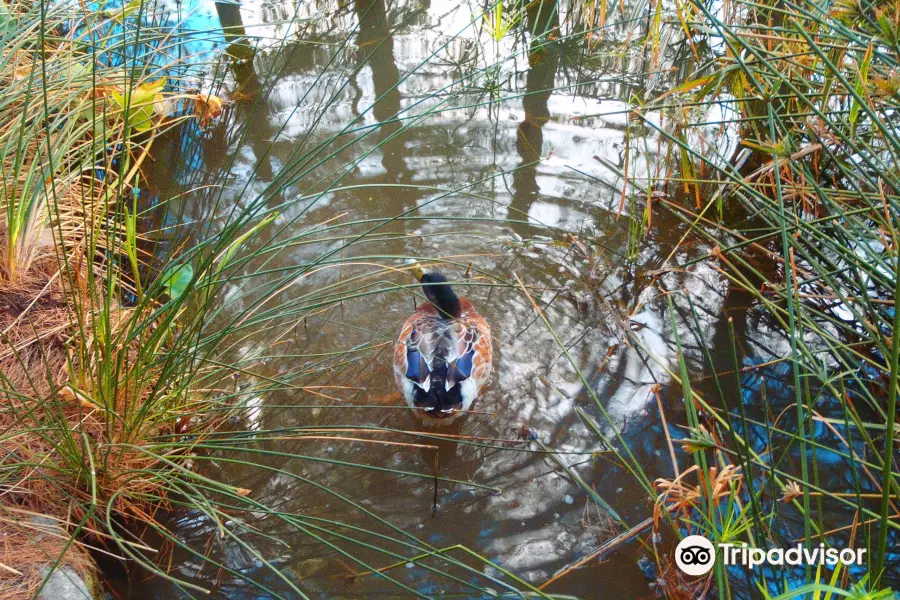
[125,0,893,597]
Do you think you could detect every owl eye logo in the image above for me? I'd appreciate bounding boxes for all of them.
[679,546,712,565]
[675,535,716,576]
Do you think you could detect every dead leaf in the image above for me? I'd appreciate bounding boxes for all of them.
[296,558,327,580]
[93,85,123,98]
[59,385,102,411]
[194,93,224,128]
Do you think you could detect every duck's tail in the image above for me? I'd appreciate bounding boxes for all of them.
[413,357,463,413]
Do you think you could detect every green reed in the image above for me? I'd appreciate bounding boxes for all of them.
[590,0,900,595]
[13,0,900,595]
[0,0,637,597]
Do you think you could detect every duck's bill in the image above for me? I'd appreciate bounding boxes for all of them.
[418,404,462,418]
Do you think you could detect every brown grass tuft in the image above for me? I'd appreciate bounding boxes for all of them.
[0,514,94,600]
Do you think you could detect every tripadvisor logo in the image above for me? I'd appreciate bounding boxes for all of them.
[676,535,716,576]
[674,535,866,576]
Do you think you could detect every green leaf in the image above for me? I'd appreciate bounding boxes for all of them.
[0,0,14,35]
[215,213,278,277]
[850,46,872,125]
[877,10,896,43]
[60,61,90,84]
[107,0,143,23]
[679,424,717,454]
[161,263,193,300]
[111,78,166,132]
[656,74,716,101]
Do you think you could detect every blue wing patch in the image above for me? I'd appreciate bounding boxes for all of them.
[450,349,474,380]
[406,348,430,383]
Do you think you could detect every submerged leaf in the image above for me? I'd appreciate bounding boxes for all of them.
[295,558,327,580]
[161,263,193,300]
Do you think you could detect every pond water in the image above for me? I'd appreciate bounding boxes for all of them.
[125,0,895,597]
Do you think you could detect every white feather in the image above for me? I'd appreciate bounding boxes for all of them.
[459,378,478,411]
[401,378,416,409]
[414,374,431,393]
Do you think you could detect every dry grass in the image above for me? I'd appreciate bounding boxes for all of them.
[653,463,744,526]
[0,221,152,597]
[0,514,94,600]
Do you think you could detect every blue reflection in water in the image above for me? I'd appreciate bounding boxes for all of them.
[83,0,224,69]
[677,353,900,596]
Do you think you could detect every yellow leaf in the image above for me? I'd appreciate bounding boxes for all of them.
[59,385,104,411]
[194,93,224,128]
[111,79,166,132]
[655,74,716,102]
[139,77,166,95]
[107,0,143,23]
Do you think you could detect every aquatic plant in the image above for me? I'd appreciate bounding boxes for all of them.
[1,0,612,597]
[0,0,235,595]
[4,0,898,596]
[561,0,900,595]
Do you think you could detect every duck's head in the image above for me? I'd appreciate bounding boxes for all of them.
[419,272,462,319]
[406,260,461,319]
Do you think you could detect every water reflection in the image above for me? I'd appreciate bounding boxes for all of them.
[130,0,780,597]
[214,0,254,60]
[509,0,559,237]
[354,0,409,180]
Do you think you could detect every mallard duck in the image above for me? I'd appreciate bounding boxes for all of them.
[393,262,493,420]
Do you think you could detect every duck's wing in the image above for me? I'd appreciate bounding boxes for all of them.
[447,312,492,391]
[395,313,491,393]
[404,316,444,391]
[395,313,442,392]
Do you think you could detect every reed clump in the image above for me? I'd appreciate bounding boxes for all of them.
[616,0,900,594]
[515,0,900,594]
[0,0,224,595]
